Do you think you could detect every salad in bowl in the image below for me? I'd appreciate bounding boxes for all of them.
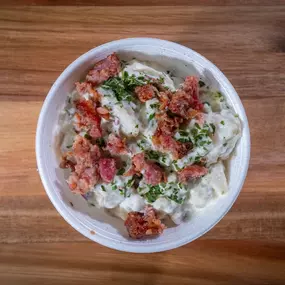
[58,53,241,239]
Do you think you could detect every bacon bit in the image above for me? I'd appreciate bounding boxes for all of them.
[132,152,145,172]
[75,82,101,102]
[124,152,145,176]
[195,112,204,126]
[144,162,166,185]
[134,84,157,103]
[124,152,165,185]
[86,53,121,86]
[153,133,192,160]
[168,90,192,118]
[67,168,99,194]
[125,206,165,239]
[99,158,117,183]
[155,113,183,136]
[123,167,137,177]
[60,153,75,171]
[65,136,101,194]
[73,135,101,161]
[157,91,171,110]
[183,76,203,111]
[96,106,110,120]
[178,165,208,183]
[106,133,127,155]
[188,109,201,120]
[74,99,102,139]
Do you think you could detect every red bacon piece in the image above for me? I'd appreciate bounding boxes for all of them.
[157,91,171,110]
[144,162,165,186]
[124,152,165,185]
[125,206,166,239]
[96,106,110,120]
[155,112,183,136]
[106,133,127,155]
[168,90,192,119]
[74,99,102,139]
[132,152,145,172]
[153,133,192,160]
[99,158,117,183]
[183,76,203,111]
[75,82,101,102]
[64,136,101,194]
[134,84,156,103]
[86,53,121,86]
[178,165,208,183]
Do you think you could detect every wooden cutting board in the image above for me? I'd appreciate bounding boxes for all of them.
[0,2,284,284]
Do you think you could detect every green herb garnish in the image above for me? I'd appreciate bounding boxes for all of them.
[168,189,184,204]
[210,123,216,134]
[199,80,205,88]
[101,71,147,102]
[150,103,159,109]
[145,185,163,203]
[148,113,155,121]
[159,76,165,83]
[101,185,106,192]
[145,150,161,160]
[117,168,125,176]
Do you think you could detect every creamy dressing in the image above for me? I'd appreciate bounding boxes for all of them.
[123,60,176,91]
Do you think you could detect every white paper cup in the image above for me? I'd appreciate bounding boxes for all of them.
[36,38,250,253]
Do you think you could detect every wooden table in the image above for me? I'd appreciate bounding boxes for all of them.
[0,2,285,284]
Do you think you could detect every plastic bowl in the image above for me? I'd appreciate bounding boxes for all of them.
[36,38,250,253]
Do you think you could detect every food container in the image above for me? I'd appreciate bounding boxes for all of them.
[36,38,250,253]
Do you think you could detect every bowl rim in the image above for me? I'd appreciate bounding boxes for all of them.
[36,37,251,253]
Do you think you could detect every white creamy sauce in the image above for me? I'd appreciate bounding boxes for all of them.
[59,59,242,225]
[123,60,176,91]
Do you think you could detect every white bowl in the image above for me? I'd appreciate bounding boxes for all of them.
[36,38,250,253]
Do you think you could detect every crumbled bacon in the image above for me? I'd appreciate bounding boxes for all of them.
[168,76,203,117]
[106,133,127,155]
[132,152,145,172]
[125,206,165,239]
[65,136,101,194]
[155,112,183,135]
[144,162,166,185]
[72,135,101,162]
[67,167,99,194]
[96,106,110,120]
[86,53,121,86]
[183,76,203,111]
[157,91,171,110]
[124,152,165,185]
[153,133,192,160]
[75,82,101,102]
[99,158,117,183]
[124,152,145,177]
[178,165,208,183]
[60,153,75,171]
[168,90,193,119]
[74,99,102,139]
[134,84,156,103]
[195,112,204,126]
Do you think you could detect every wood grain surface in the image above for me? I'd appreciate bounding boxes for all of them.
[0,4,285,285]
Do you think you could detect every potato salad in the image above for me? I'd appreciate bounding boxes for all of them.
[59,53,241,239]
